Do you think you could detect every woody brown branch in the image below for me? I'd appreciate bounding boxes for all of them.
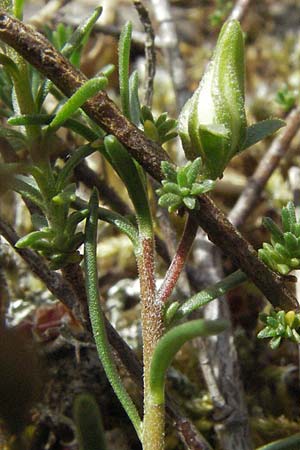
[0,10,296,309]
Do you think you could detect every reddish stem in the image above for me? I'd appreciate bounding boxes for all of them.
[137,236,165,449]
[158,215,198,304]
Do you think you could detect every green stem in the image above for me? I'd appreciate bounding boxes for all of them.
[173,269,248,322]
[84,189,142,440]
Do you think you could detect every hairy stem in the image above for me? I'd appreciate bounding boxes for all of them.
[158,215,198,303]
[137,235,165,450]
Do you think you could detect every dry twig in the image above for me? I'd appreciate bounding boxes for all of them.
[228,0,252,22]
[133,0,156,107]
[192,234,252,450]
[229,107,300,228]
[146,0,189,111]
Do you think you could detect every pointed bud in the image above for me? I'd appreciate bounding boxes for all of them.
[178,20,247,179]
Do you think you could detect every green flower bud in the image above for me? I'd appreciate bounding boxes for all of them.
[178,20,246,179]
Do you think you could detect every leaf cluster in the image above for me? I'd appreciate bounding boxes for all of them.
[259,202,300,275]
[258,309,300,349]
[156,158,215,212]
[141,105,177,145]
[0,7,111,269]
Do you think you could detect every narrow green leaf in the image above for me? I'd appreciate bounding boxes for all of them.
[129,70,141,126]
[31,213,48,230]
[150,319,228,404]
[15,230,52,248]
[56,145,97,191]
[52,190,76,206]
[64,118,100,141]
[68,232,85,251]
[281,202,297,232]
[0,53,20,80]
[186,158,202,186]
[276,264,290,275]
[283,232,298,252]
[161,131,178,144]
[158,193,181,209]
[29,240,53,253]
[13,0,25,20]
[257,327,278,339]
[270,336,282,349]
[100,64,115,78]
[35,7,103,109]
[104,135,152,236]
[8,113,53,126]
[8,114,100,142]
[143,119,160,142]
[157,118,177,138]
[46,77,108,133]
[292,330,300,344]
[52,23,68,50]
[161,161,177,183]
[262,217,285,244]
[161,182,181,195]
[62,7,103,59]
[190,180,215,195]
[140,105,154,123]
[164,301,180,326]
[292,223,300,237]
[118,22,132,120]
[84,189,142,439]
[183,196,196,209]
[0,126,27,151]
[49,253,70,270]
[65,210,89,236]
[177,166,188,188]
[242,119,285,151]
[174,269,247,321]
[273,242,290,259]
[13,175,45,211]
[155,112,168,128]
[73,197,139,248]
[290,257,300,268]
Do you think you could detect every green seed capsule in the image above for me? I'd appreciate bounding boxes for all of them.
[178,20,246,179]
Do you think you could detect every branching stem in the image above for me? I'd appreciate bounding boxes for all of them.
[158,215,198,304]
